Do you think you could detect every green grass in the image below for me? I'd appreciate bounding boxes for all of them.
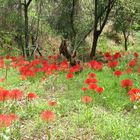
[0,31,140,140]
[0,55,140,140]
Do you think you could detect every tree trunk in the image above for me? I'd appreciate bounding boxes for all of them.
[123,31,128,51]
[31,35,42,57]
[90,31,99,59]
[90,0,98,60]
[124,38,128,51]
[17,0,25,57]
[24,5,30,57]
[90,0,116,59]
[59,39,78,66]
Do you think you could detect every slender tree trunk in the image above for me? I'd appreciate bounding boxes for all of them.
[123,31,129,51]
[24,5,30,57]
[18,0,25,56]
[31,36,42,57]
[90,32,99,59]
[59,39,78,66]
[90,0,116,59]
[124,38,128,51]
[90,0,98,59]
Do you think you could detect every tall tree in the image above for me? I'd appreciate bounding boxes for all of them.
[47,0,94,64]
[113,0,140,51]
[90,0,116,59]
[23,0,32,57]
[17,0,25,56]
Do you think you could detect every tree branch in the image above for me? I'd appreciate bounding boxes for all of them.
[27,0,32,7]
[100,0,116,32]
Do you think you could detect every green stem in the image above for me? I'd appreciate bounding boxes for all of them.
[46,124,51,140]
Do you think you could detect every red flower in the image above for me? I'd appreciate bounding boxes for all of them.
[104,52,113,61]
[0,59,4,68]
[19,66,35,77]
[130,94,136,102]
[20,75,27,80]
[121,79,133,89]
[126,68,132,74]
[28,93,37,101]
[41,77,46,81]
[60,60,69,70]
[0,78,5,82]
[66,73,74,79]
[48,100,57,106]
[69,64,82,73]
[40,110,55,122]
[113,70,122,77]
[85,78,98,84]
[106,56,113,61]
[81,87,88,92]
[107,60,119,69]
[89,60,103,71]
[9,89,23,100]
[128,88,140,95]
[95,87,104,93]
[94,62,103,71]
[0,89,9,101]
[89,83,98,90]
[49,63,58,72]
[128,59,137,67]
[82,96,92,104]
[8,114,18,120]
[134,52,139,58]
[113,52,121,59]
[128,88,140,102]
[104,52,111,58]
[88,73,96,78]
[0,114,18,128]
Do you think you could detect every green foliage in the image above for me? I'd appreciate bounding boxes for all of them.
[46,0,93,50]
[113,0,138,33]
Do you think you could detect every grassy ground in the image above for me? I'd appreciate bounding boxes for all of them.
[0,47,140,140]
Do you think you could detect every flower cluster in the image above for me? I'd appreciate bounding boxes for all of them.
[128,88,140,102]
[0,114,18,128]
[121,79,133,89]
[0,88,23,101]
[89,60,103,71]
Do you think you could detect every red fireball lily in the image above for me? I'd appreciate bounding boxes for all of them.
[40,110,55,122]
[0,89,9,102]
[9,89,23,100]
[0,59,4,69]
[89,60,103,71]
[66,73,74,79]
[81,87,88,92]
[95,87,104,93]
[0,114,18,128]
[82,96,92,104]
[121,79,133,89]
[128,88,140,102]
[89,83,98,90]
[88,73,96,78]
[28,93,37,101]
[125,68,132,74]
[113,52,121,59]
[108,60,119,69]
[134,52,139,58]
[48,100,57,106]
[114,70,122,77]
[128,59,137,68]
[85,78,98,84]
